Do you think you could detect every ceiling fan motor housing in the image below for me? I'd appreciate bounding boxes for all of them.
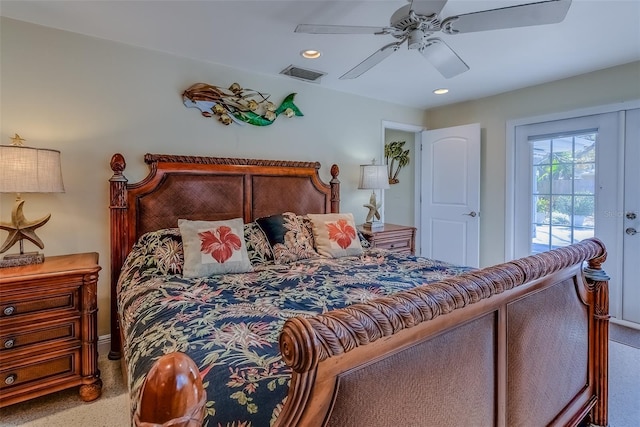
[407,28,426,49]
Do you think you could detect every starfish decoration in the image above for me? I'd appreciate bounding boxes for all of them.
[0,199,51,254]
[10,133,26,146]
[363,192,382,223]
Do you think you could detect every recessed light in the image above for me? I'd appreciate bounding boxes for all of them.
[301,49,321,59]
[433,88,449,95]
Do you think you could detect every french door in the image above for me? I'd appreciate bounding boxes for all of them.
[511,108,639,327]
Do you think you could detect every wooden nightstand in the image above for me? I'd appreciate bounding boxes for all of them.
[0,253,102,407]
[357,223,416,255]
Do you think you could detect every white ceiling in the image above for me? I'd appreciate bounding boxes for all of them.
[2,0,639,109]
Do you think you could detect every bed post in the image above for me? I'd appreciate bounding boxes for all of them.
[583,242,610,427]
[330,164,340,213]
[108,153,128,360]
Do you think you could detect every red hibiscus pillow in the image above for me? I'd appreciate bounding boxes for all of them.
[307,213,364,258]
[178,218,253,278]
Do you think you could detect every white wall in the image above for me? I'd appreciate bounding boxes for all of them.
[0,17,427,336]
[424,61,640,267]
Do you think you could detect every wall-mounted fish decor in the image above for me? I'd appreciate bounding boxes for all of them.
[182,82,303,126]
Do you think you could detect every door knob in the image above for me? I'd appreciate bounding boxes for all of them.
[463,211,478,217]
[626,227,637,235]
[627,212,637,220]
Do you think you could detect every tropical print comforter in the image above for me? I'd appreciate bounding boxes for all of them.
[117,229,473,427]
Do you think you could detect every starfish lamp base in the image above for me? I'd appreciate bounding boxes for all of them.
[362,220,385,231]
[362,190,384,231]
[1,197,51,268]
[0,251,45,268]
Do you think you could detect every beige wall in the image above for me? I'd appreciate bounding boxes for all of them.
[424,61,640,267]
[0,17,427,337]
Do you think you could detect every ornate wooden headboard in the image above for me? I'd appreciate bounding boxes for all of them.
[108,153,340,359]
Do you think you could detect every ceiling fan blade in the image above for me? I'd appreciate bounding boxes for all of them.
[295,24,388,35]
[340,42,402,80]
[420,38,469,79]
[441,0,572,34]
[409,0,448,17]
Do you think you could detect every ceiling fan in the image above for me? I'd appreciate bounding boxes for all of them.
[295,0,572,79]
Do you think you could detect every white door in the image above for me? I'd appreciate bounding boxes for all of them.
[511,110,640,326]
[420,123,481,267]
[623,109,640,324]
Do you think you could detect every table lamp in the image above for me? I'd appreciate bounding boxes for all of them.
[0,134,65,267]
[358,160,389,230]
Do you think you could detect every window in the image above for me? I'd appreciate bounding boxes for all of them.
[530,131,595,253]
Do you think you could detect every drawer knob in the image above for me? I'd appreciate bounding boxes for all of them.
[3,306,15,316]
[4,339,15,349]
[5,374,17,385]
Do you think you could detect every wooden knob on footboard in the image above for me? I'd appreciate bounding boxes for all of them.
[134,352,206,427]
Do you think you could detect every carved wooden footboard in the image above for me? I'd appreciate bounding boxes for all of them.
[274,238,609,427]
[137,239,609,427]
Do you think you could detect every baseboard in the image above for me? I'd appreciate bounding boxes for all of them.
[610,317,640,331]
[98,334,111,356]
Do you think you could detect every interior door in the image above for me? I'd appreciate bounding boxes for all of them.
[420,123,481,267]
[623,108,640,325]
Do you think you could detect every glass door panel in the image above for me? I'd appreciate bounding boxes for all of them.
[530,132,595,253]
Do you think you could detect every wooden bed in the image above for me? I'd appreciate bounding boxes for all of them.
[109,153,610,427]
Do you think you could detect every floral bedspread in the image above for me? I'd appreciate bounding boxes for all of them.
[117,230,473,427]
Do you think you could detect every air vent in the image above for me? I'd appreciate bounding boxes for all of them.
[280,65,326,83]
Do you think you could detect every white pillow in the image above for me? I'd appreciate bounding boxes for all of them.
[306,213,364,258]
[178,218,253,278]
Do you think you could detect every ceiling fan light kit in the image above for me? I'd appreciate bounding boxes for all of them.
[295,0,572,80]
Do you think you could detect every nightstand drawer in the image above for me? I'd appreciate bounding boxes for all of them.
[0,288,79,320]
[0,349,80,392]
[357,223,416,255]
[1,319,79,352]
[375,237,412,252]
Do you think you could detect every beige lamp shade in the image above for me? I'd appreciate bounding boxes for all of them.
[358,164,389,190]
[0,145,65,193]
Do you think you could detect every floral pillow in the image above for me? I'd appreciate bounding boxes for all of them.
[307,213,364,258]
[255,212,318,264]
[178,218,253,278]
[244,221,274,265]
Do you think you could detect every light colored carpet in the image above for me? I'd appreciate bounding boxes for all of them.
[1,332,638,426]
[609,340,640,426]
